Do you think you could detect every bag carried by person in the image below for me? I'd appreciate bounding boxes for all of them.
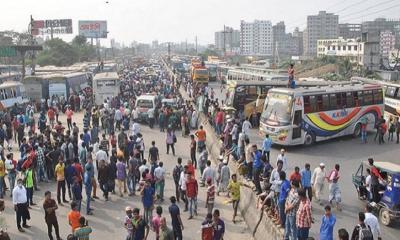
[358,224,373,240]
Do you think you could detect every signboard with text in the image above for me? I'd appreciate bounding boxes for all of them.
[32,19,73,36]
[0,47,17,57]
[78,20,108,38]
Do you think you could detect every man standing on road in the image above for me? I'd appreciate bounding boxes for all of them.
[186,173,198,219]
[319,205,336,240]
[140,180,155,225]
[311,163,326,204]
[73,216,92,240]
[262,134,272,161]
[277,171,290,227]
[195,125,206,153]
[154,162,166,202]
[13,178,31,232]
[43,191,62,240]
[300,163,312,201]
[172,158,183,202]
[159,217,174,240]
[190,135,197,169]
[350,212,373,240]
[212,209,225,240]
[252,144,264,195]
[242,117,252,135]
[296,188,312,240]
[364,204,382,240]
[277,149,288,172]
[148,141,160,164]
[284,180,300,240]
[55,158,68,205]
[169,196,184,240]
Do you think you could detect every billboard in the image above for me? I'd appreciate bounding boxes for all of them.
[32,19,73,36]
[78,21,108,38]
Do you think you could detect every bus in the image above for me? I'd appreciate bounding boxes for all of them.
[205,63,217,81]
[217,65,234,83]
[0,81,29,110]
[259,83,384,146]
[227,69,287,82]
[225,79,342,119]
[23,72,92,101]
[352,77,400,120]
[92,72,120,105]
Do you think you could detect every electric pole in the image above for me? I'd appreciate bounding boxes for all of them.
[195,36,198,54]
[221,25,233,58]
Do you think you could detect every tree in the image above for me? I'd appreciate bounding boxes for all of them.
[338,58,353,79]
[71,35,96,62]
[37,38,79,66]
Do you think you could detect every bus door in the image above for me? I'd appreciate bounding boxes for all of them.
[292,96,303,141]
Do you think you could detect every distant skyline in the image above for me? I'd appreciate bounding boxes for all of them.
[1,0,399,46]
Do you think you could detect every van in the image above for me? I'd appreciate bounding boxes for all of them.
[135,94,157,122]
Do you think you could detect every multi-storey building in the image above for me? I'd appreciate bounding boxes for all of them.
[303,11,339,56]
[339,23,362,39]
[215,26,240,52]
[380,30,396,58]
[240,20,273,56]
[317,37,364,64]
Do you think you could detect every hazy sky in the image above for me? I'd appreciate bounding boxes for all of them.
[1,0,399,45]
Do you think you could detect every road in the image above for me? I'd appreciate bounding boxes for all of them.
[208,81,400,239]
[1,112,252,240]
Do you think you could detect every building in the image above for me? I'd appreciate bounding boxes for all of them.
[362,18,400,48]
[339,23,362,39]
[380,30,396,58]
[362,32,381,71]
[303,11,339,56]
[272,22,301,59]
[215,26,240,52]
[317,37,364,64]
[293,28,304,56]
[240,20,273,56]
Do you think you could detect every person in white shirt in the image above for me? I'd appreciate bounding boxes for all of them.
[154,162,166,201]
[131,121,141,136]
[138,159,149,181]
[311,162,327,203]
[95,147,108,164]
[276,148,288,172]
[179,166,189,211]
[131,108,138,122]
[230,124,238,144]
[202,160,216,185]
[12,178,30,232]
[242,118,252,135]
[365,204,382,240]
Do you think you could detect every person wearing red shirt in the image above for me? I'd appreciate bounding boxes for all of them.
[72,160,83,189]
[214,108,224,135]
[186,160,195,178]
[201,213,214,240]
[47,108,55,128]
[186,173,198,219]
[290,166,302,184]
[65,107,73,130]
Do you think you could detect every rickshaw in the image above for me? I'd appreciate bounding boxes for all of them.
[222,106,236,122]
[352,161,400,226]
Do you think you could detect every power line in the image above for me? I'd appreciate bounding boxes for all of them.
[341,3,400,22]
[340,0,396,20]
[325,0,352,12]
[334,0,373,14]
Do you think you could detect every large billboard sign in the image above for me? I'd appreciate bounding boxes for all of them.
[78,21,108,38]
[32,19,73,35]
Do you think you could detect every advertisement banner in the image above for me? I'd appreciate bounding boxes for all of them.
[32,19,73,36]
[78,20,108,38]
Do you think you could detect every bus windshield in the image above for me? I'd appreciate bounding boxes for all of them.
[137,99,154,108]
[195,69,208,75]
[261,92,293,126]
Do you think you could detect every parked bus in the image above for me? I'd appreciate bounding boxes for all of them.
[352,77,400,119]
[225,79,342,119]
[227,69,287,82]
[0,81,29,110]
[217,65,234,83]
[205,63,217,81]
[259,83,384,146]
[23,71,91,101]
[92,72,120,105]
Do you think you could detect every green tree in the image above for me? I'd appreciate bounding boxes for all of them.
[338,58,353,79]
[37,38,79,66]
[71,35,96,62]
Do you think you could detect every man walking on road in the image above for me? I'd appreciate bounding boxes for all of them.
[328,164,342,211]
[311,162,326,204]
[186,173,198,219]
[169,196,184,240]
[319,205,336,240]
[43,191,62,240]
[296,188,312,240]
[13,178,31,232]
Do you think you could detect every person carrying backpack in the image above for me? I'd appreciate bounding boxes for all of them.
[350,212,373,240]
[172,158,183,202]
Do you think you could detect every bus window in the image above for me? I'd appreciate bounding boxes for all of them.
[329,94,337,110]
[373,89,383,104]
[309,95,318,112]
[363,90,373,105]
[396,89,400,100]
[385,86,396,97]
[346,92,354,108]
[353,92,360,107]
[357,91,363,106]
[317,95,323,112]
[322,94,329,111]
[304,96,311,113]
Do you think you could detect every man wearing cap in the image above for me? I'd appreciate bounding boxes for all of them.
[312,163,327,204]
[217,160,230,196]
[277,149,288,172]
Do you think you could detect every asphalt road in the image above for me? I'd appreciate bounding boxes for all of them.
[209,81,400,239]
[1,112,253,240]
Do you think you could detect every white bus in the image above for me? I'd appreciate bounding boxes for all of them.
[0,81,29,110]
[92,72,120,106]
[260,83,384,146]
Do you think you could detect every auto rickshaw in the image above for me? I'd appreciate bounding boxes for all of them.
[222,106,236,122]
[352,161,400,226]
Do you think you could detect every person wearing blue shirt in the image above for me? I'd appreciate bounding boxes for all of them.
[300,163,312,201]
[252,145,264,195]
[262,134,272,161]
[83,129,91,148]
[320,205,336,240]
[278,171,290,227]
[84,159,94,215]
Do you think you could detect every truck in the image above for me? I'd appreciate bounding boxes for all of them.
[190,60,209,84]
